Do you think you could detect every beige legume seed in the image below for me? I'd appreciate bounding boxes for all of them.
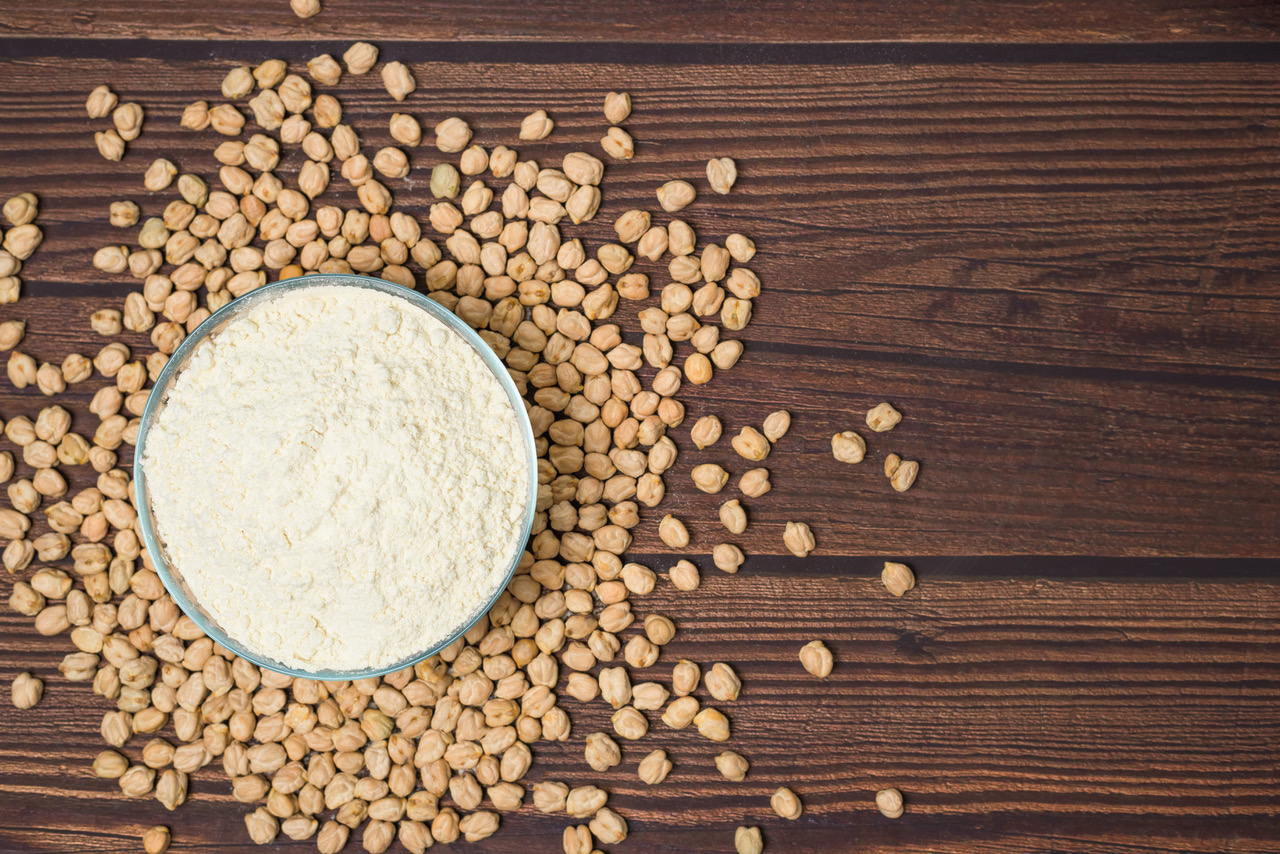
[142,825,170,854]
[717,750,750,782]
[690,414,722,449]
[705,662,741,701]
[731,426,770,461]
[882,561,916,596]
[726,232,756,262]
[890,459,920,492]
[434,117,472,153]
[866,402,902,432]
[693,707,730,741]
[637,748,671,785]
[661,695,699,729]
[669,559,699,591]
[563,825,591,854]
[876,787,905,818]
[144,159,177,192]
[603,91,632,124]
[389,113,421,146]
[656,180,695,213]
[762,410,791,442]
[519,110,554,141]
[179,101,210,131]
[589,807,628,845]
[307,54,342,86]
[86,84,117,118]
[611,705,648,740]
[718,499,747,535]
[884,453,901,477]
[707,157,737,194]
[95,130,126,161]
[113,102,144,141]
[691,463,729,493]
[684,352,713,384]
[657,514,689,548]
[783,521,815,557]
[831,430,866,464]
[11,672,43,709]
[584,731,620,771]
[713,543,744,574]
[771,786,803,820]
[738,467,771,498]
[644,614,675,645]
[799,640,833,677]
[735,825,764,854]
[343,42,379,74]
[381,62,415,101]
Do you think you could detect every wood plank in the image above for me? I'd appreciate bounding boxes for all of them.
[1,1,1279,44]
[3,575,1279,852]
[0,33,1278,854]
[0,57,1277,555]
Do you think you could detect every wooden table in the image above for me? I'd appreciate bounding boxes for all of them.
[3,3,1279,852]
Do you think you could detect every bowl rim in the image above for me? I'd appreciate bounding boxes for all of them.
[132,273,537,680]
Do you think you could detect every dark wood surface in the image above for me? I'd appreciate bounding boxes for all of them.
[3,1,1280,43]
[2,4,1280,853]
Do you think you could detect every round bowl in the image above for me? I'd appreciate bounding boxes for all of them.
[133,273,537,680]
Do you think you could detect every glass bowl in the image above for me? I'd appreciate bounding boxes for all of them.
[132,273,537,680]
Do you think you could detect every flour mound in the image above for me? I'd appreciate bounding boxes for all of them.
[143,284,529,672]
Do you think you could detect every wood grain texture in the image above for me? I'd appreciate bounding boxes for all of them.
[1,0,1279,43]
[0,21,1279,854]
[0,56,1277,556]
[3,575,1280,853]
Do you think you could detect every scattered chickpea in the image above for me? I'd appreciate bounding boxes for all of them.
[831,430,866,463]
[771,787,803,820]
[876,787,905,818]
[866,402,902,432]
[783,521,815,557]
[799,640,833,677]
[882,561,916,596]
[735,826,764,854]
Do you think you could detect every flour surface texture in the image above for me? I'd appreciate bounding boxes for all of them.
[142,284,529,672]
